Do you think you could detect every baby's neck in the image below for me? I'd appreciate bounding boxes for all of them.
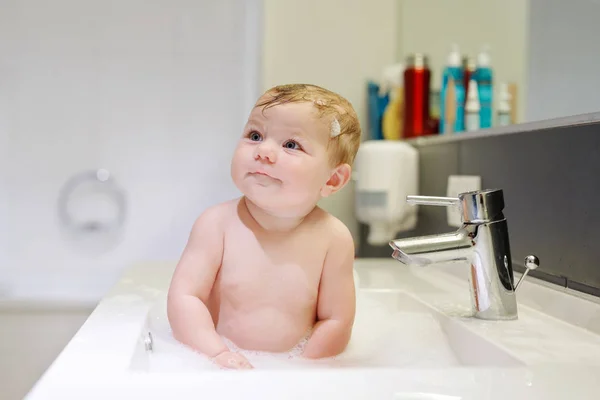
[242,197,310,233]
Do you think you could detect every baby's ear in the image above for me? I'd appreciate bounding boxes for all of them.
[321,163,352,197]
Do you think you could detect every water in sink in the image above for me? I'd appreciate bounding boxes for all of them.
[130,284,521,372]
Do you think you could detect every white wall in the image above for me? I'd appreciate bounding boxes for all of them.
[398,0,529,124]
[0,0,260,299]
[526,0,600,122]
[262,0,399,247]
[0,79,7,290]
[0,307,91,400]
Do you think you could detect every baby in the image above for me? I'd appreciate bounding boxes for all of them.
[167,83,362,369]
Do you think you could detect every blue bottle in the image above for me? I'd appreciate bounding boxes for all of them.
[474,47,493,129]
[440,44,465,133]
[367,81,388,140]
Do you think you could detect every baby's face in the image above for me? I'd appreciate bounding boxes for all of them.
[231,100,334,218]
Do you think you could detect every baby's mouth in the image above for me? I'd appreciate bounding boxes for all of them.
[248,171,281,183]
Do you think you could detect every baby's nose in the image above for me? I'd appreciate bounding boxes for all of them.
[255,141,277,163]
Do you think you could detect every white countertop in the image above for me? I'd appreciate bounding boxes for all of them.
[26,258,600,399]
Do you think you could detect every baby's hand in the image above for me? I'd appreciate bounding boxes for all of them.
[213,351,254,370]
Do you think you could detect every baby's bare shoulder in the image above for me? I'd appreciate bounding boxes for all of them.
[192,198,239,231]
[308,207,354,248]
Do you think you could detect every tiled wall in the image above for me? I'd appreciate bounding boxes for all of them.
[358,118,600,297]
[0,0,258,299]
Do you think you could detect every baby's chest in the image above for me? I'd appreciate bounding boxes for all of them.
[218,259,319,302]
[218,229,327,303]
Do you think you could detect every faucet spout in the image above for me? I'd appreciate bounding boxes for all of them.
[390,221,518,320]
[389,227,474,267]
[388,189,540,321]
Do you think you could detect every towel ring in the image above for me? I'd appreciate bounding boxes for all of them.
[57,169,127,235]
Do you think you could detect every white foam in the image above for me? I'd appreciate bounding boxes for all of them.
[139,289,460,371]
[145,312,319,371]
[330,118,341,138]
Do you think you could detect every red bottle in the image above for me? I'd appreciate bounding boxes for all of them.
[403,53,431,138]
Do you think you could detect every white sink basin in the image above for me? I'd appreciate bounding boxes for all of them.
[129,266,522,372]
[27,259,600,400]
[351,288,522,368]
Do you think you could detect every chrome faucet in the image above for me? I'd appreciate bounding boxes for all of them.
[389,189,539,320]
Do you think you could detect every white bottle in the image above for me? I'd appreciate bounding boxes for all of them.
[465,79,480,132]
[475,45,493,129]
[497,83,512,126]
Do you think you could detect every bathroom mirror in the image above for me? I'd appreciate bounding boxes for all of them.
[396,0,600,126]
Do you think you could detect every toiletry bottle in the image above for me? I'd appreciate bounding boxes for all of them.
[382,86,403,140]
[440,44,465,133]
[462,56,476,106]
[402,53,431,138]
[465,79,480,132]
[381,63,404,140]
[367,82,387,140]
[429,89,440,134]
[444,78,456,134]
[474,46,493,129]
[497,83,512,126]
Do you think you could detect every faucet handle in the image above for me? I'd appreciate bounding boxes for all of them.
[406,195,460,207]
[407,189,505,223]
[514,255,540,291]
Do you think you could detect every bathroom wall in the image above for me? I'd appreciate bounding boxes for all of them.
[0,0,260,299]
[358,116,600,297]
[0,2,260,397]
[397,0,529,123]
[526,0,600,122]
[261,0,399,247]
[0,306,91,400]
[0,96,7,289]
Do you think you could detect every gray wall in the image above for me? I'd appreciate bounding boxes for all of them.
[358,120,600,297]
[526,0,600,122]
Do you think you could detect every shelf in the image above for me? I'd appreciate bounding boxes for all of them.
[400,111,600,147]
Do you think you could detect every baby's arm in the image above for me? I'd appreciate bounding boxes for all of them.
[302,223,356,359]
[167,206,230,358]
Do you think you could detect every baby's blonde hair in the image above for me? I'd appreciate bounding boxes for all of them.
[255,84,362,167]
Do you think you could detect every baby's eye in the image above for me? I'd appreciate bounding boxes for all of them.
[248,131,262,141]
[283,140,302,150]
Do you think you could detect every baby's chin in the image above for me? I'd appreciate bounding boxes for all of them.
[243,190,316,219]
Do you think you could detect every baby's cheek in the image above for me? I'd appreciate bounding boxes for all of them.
[292,173,320,193]
[231,153,247,177]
